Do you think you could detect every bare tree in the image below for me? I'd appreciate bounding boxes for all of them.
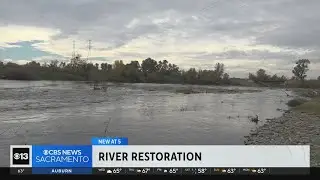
[214,63,224,80]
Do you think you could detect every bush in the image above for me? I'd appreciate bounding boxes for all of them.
[286,98,308,107]
[176,88,199,94]
[3,68,38,80]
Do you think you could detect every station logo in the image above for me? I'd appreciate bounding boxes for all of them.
[10,145,32,167]
[12,147,30,165]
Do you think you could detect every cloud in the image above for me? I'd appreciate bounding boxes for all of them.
[3,55,68,66]
[1,0,320,78]
[3,58,29,65]
[0,43,21,49]
[0,25,59,44]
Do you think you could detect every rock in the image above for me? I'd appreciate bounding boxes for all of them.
[250,132,258,136]
[244,111,320,166]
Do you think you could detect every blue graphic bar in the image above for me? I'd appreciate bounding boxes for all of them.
[32,145,92,167]
[91,137,128,145]
[32,168,92,174]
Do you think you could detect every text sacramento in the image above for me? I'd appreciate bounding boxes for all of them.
[98,152,202,161]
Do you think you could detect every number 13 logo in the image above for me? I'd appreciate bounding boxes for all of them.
[14,153,28,160]
[20,153,29,160]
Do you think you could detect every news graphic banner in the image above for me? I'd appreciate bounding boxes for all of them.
[92,145,310,168]
[10,137,311,175]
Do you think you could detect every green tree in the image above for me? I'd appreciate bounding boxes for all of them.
[113,60,125,70]
[223,73,230,81]
[279,75,287,81]
[101,63,109,71]
[141,58,158,73]
[184,68,198,84]
[156,60,169,74]
[107,64,112,71]
[26,61,41,67]
[95,63,99,69]
[6,62,19,68]
[113,60,126,78]
[123,61,142,82]
[292,59,310,81]
[59,62,66,68]
[248,73,256,81]
[168,63,179,73]
[127,61,141,71]
[49,60,59,72]
[256,69,267,80]
[270,74,279,80]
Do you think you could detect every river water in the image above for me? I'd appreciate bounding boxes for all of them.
[0,80,294,166]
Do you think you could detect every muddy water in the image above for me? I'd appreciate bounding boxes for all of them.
[0,80,293,166]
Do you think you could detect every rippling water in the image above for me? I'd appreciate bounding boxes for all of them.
[0,80,294,166]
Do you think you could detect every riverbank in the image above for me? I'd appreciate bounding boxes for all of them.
[244,95,320,167]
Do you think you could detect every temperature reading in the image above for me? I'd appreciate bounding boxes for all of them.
[197,168,207,174]
[169,168,179,174]
[113,168,122,174]
[227,168,236,174]
[257,168,266,174]
[142,168,150,174]
[17,169,24,174]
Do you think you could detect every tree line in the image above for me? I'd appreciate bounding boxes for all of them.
[0,55,230,85]
[249,59,317,82]
[0,55,319,87]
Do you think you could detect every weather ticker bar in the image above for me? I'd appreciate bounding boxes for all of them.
[9,167,311,175]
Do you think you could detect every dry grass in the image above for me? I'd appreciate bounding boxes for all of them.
[287,80,320,88]
[293,97,320,115]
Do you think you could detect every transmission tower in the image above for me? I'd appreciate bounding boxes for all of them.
[72,40,75,59]
[87,40,92,63]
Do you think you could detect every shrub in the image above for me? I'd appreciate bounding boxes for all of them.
[286,98,308,107]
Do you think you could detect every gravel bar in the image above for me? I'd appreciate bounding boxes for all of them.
[244,111,320,167]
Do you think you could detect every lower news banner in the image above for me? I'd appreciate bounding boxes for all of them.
[8,140,315,175]
[6,167,315,175]
[90,144,312,175]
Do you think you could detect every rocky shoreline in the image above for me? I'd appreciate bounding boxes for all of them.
[244,111,320,167]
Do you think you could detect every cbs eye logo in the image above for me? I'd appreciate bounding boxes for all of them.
[12,148,30,165]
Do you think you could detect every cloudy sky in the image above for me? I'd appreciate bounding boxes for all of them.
[0,0,320,78]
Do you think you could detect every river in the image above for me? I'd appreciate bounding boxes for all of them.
[0,80,294,166]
